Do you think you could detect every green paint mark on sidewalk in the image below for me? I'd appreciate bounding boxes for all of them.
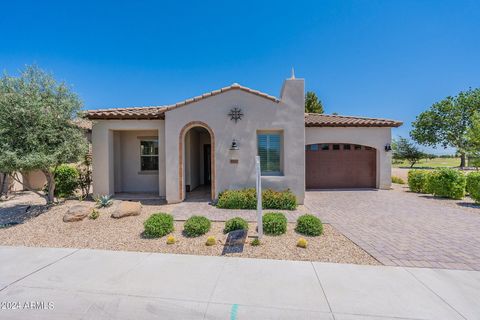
[230,304,239,320]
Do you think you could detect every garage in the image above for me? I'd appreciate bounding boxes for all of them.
[305,143,376,189]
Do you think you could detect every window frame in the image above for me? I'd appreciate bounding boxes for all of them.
[257,130,283,176]
[139,138,159,172]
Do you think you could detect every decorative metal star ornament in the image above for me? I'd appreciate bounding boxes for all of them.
[228,107,244,123]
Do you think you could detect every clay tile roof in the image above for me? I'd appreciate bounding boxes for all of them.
[305,113,402,128]
[85,83,279,120]
[72,118,93,131]
[86,106,167,120]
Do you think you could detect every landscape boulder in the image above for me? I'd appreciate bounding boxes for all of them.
[111,201,142,218]
[63,204,92,222]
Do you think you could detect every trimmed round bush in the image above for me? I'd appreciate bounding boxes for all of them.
[224,217,248,234]
[54,164,79,197]
[184,216,211,237]
[407,170,431,193]
[295,214,323,236]
[466,171,480,194]
[262,212,287,235]
[144,213,174,238]
[466,171,480,203]
[426,168,466,200]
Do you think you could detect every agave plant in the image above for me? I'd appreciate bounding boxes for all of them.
[95,195,113,208]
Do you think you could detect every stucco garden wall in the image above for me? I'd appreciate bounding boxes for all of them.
[305,127,392,189]
[164,79,305,204]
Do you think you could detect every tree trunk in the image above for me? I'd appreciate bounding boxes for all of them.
[0,172,9,198]
[460,153,466,168]
[42,170,55,204]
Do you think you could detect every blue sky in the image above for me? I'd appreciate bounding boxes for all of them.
[1,0,479,154]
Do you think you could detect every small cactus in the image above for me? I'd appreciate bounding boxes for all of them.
[251,238,260,246]
[166,235,175,245]
[89,209,100,220]
[297,238,308,248]
[205,236,216,246]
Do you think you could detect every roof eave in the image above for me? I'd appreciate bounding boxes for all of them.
[305,122,403,128]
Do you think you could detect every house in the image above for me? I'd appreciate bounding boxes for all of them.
[86,75,401,204]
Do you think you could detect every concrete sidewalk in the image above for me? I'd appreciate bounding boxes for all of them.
[0,246,479,319]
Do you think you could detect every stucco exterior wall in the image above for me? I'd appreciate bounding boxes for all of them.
[305,127,392,189]
[91,120,165,197]
[114,130,160,193]
[164,79,305,204]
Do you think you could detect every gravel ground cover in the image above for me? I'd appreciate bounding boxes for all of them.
[0,195,378,265]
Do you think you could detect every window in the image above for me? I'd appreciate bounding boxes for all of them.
[140,140,159,171]
[343,144,351,150]
[308,144,319,151]
[321,144,329,151]
[333,144,340,150]
[257,132,282,175]
[354,145,362,150]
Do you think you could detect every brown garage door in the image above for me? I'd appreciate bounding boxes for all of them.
[306,143,376,189]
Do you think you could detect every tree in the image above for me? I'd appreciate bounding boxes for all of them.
[305,91,324,113]
[410,88,480,168]
[392,137,426,168]
[0,66,88,204]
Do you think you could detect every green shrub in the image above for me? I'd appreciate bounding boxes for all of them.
[407,170,431,193]
[217,188,297,210]
[224,217,248,234]
[295,214,323,236]
[144,213,174,238]
[184,216,211,237]
[262,189,297,210]
[262,212,287,235]
[391,176,405,184]
[465,171,480,196]
[426,168,466,200]
[251,238,260,246]
[217,188,256,209]
[54,164,79,197]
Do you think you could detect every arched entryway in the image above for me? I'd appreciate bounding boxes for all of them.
[179,122,215,201]
[305,143,377,189]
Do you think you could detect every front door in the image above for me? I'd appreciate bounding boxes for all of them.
[204,144,211,185]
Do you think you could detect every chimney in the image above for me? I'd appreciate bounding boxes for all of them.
[280,70,305,111]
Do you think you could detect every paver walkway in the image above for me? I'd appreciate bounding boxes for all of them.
[305,188,480,271]
[1,246,479,319]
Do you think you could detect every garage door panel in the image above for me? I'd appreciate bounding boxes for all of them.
[306,144,376,189]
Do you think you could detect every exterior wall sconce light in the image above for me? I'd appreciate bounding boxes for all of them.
[230,139,239,150]
[385,144,392,152]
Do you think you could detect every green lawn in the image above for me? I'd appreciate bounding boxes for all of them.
[392,157,460,169]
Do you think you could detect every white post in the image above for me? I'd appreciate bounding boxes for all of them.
[255,156,263,239]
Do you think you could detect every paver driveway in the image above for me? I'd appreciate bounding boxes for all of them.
[305,187,480,271]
